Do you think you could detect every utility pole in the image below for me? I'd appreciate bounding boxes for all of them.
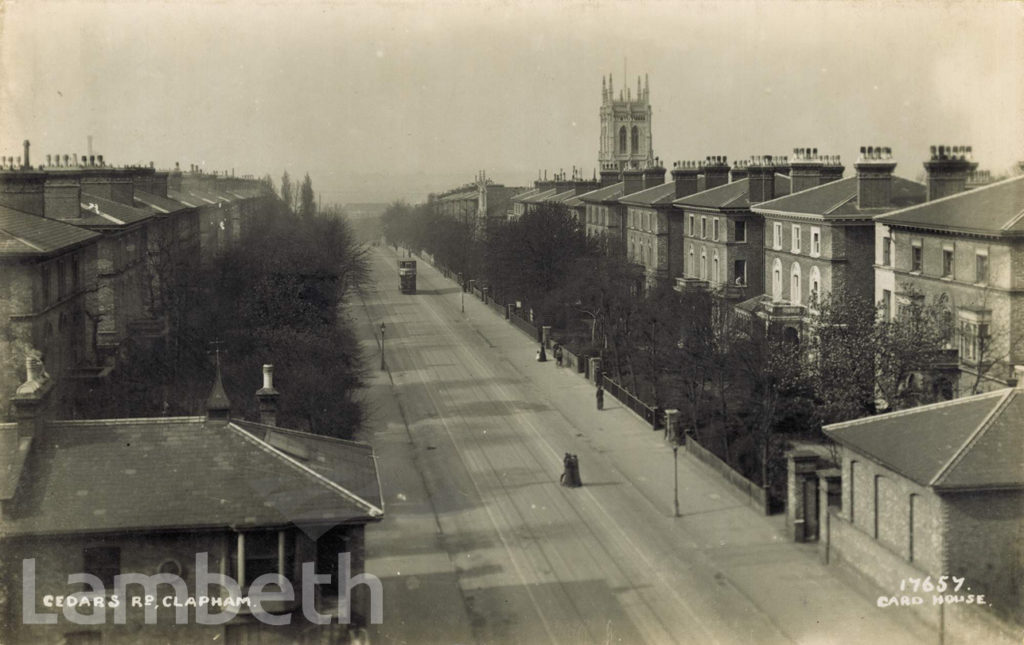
[459,273,464,313]
[673,445,680,517]
[380,322,386,371]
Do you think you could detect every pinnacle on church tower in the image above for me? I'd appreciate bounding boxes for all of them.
[598,72,654,172]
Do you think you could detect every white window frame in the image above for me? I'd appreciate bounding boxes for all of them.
[701,216,707,239]
[773,222,783,250]
[810,226,821,257]
[792,224,802,253]
[713,218,720,241]
[790,262,802,305]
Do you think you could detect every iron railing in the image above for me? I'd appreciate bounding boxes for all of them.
[601,373,664,429]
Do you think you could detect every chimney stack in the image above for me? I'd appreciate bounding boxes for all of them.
[12,352,53,440]
[820,155,845,183]
[702,156,730,189]
[747,155,777,203]
[554,170,573,195]
[789,147,823,193]
[22,140,30,169]
[642,158,665,190]
[730,160,749,182]
[599,162,620,188]
[924,145,974,201]
[671,161,701,198]
[854,146,897,209]
[621,166,644,196]
[255,364,280,427]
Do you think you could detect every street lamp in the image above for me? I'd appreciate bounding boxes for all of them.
[673,445,680,518]
[458,272,464,313]
[380,322,386,371]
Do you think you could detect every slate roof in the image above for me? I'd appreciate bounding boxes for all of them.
[674,174,792,211]
[753,175,926,220]
[824,389,1024,490]
[79,192,155,227]
[0,417,383,537]
[0,206,100,258]
[511,187,541,202]
[133,190,193,215]
[619,182,678,207]
[522,188,558,204]
[875,175,1024,236]
[579,182,625,204]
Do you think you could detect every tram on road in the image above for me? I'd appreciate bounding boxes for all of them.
[398,260,417,294]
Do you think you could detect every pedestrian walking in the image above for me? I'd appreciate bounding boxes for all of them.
[554,344,563,367]
[596,385,604,410]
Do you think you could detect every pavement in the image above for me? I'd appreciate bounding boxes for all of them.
[352,245,937,645]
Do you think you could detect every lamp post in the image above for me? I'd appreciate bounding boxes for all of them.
[673,445,680,518]
[380,322,386,371]
[458,273,464,313]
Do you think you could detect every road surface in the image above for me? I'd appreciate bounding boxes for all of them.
[355,246,933,645]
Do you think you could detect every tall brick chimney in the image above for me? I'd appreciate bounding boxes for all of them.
[255,364,280,427]
[22,140,30,169]
[12,352,53,440]
[790,148,823,193]
[702,156,730,190]
[0,167,46,216]
[854,146,897,209]
[553,170,573,195]
[730,160,748,183]
[642,159,665,189]
[599,163,620,188]
[820,155,845,183]
[622,167,644,196]
[747,156,777,203]
[671,161,701,198]
[924,145,974,201]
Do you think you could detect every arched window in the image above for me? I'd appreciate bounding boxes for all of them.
[772,258,783,301]
[712,252,720,284]
[631,126,640,154]
[688,246,694,276]
[809,266,821,305]
[791,262,802,304]
[700,248,708,280]
[619,126,627,154]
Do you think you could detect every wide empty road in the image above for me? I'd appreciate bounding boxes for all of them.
[357,246,932,645]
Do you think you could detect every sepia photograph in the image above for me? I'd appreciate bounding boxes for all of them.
[0,0,1021,643]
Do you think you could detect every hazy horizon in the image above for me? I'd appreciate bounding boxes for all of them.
[1,0,1021,204]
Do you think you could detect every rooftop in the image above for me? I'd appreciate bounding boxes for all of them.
[0,416,383,538]
[824,388,1024,491]
[875,175,1024,236]
[674,174,792,211]
[752,175,926,220]
[0,205,101,258]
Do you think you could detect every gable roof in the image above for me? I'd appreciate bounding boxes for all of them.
[753,175,926,220]
[580,182,625,204]
[133,190,193,215]
[824,389,1024,490]
[0,206,100,259]
[0,417,383,538]
[674,174,792,211]
[79,192,155,227]
[619,182,678,207]
[875,175,1024,236]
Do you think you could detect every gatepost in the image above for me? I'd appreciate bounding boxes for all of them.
[588,357,602,385]
[541,325,551,347]
[786,451,821,542]
[506,303,514,320]
[816,468,841,564]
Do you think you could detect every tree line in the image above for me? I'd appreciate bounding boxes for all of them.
[380,201,972,504]
[100,173,369,439]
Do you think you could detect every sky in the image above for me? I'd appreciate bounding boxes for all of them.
[1,0,1021,204]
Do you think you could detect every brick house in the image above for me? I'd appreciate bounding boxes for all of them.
[619,161,704,291]
[673,156,788,308]
[874,165,1024,392]
[820,387,1023,639]
[0,203,100,417]
[747,147,924,339]
[0,361,384,644]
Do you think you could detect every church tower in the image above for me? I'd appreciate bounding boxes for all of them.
[598,73,654,171]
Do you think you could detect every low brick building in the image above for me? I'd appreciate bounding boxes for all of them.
[821,387,1023,639]
[0,361,384,644]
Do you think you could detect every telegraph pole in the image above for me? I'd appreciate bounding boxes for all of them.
[380,322,386,371]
